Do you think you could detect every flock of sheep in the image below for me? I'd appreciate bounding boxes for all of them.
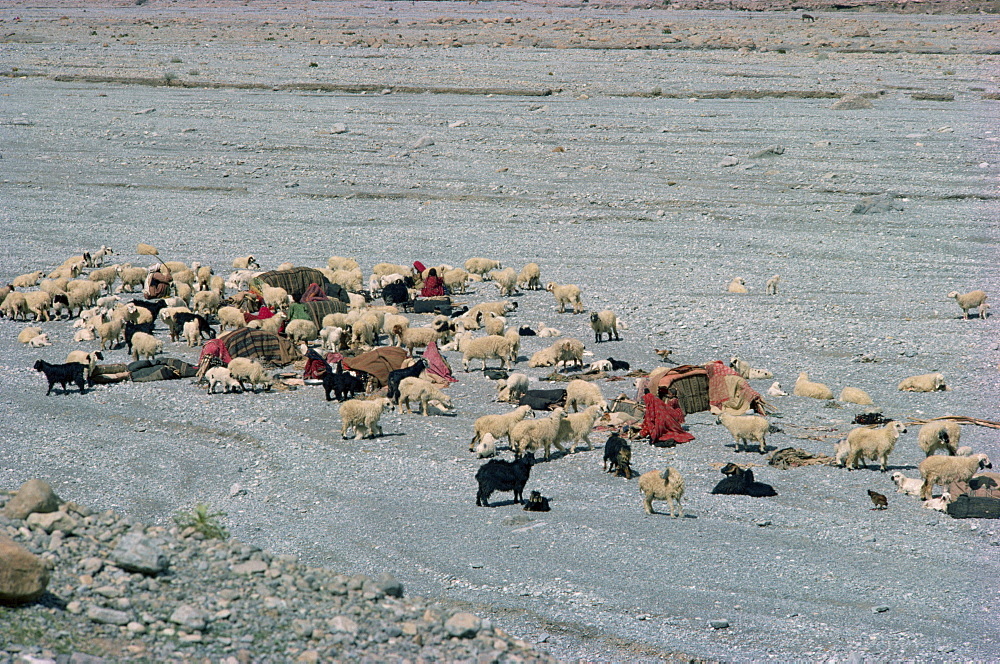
[1,246,994,517]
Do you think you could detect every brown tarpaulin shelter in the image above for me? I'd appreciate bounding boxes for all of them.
[343,347,409,388]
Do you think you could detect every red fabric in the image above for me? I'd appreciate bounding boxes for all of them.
[300,283,328,303]
[704,360,741,406]
[422,341,457,383]
[303,358,327,380]
[420,275,445,298]
[664,397,686,425]
[413,261,427,274]
[199,338,232,365]
[244,306,275,323]
[639,393,694,445]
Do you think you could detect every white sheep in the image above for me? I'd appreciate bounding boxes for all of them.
[947,290,988,319]
[195,264,213,291]
[322,312,352,330]
[458,334,515,372]
[1,292,28,320]
[765,274,780,295]
[225,269,260,292]
[890,471,924,498]
[557,338,585,369]
[326,256,359,272]
[232,255,259,270]
[955,446,973,457]
[205,367,243,394]
[918,454,992,500]
[474,433,497,459]
[729,356,773,380]
[922,492,954,512]
[898,373,947,392]
[727,277,748,294]
[556,404,604,453]
[383,314,409,346]
[536,322,561,337]
[12,270,44,289]
[767,381,787,397]
[794,372,833,400]
[40,277,70,296]
[397,377,453,416]
[173,282,193,306]
[510,408,568,460]
[285,319,319,345]
[227,357,274,393]
[464,257,502,276]
[253,312,286,336]
[470,404,534,449]
[320,326,345,351]
[394,326,437,354]
[839,386,874,406]
[97,319,123,350]
[517,263,541,291]
[833,439,850,467]
[183,319,201,347]
[74,326,96,343]
[565,379,607,413]
[116,265,148,293]
[639,468,685,517]
[161,261,189,274]
[193,293,221,320]
[717,411,770,454]
[468,301,517,319]
[528,338,585,369]
[589,310,620,342]
[546,282,583,314]
[27,333,52,348]
[217,306,247,332]
[482,312,506,337]
[488,267,518,297]
[442,268,470,295]
[89,266,119,291]
[17,327,43,344]
[339,397,394,440]
[496,373,530,403]
[260,284,290,311]
[918,420,961,457]
[129,331,163,361]
[844,421,907,472]
[328,268,363,293]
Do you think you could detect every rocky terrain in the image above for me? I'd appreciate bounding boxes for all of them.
[2,1,999,662]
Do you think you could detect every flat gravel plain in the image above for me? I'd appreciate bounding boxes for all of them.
[2,1,999,661]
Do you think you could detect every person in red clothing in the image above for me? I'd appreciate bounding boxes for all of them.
[420,267,445,298]
[638,389,694,447]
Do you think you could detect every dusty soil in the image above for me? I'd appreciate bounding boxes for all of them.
[2,1,999,661]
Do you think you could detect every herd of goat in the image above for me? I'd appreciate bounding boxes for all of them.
[2,246,994,516]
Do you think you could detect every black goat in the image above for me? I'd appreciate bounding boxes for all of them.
[381,281,411,307]
[131,299,168,321]
[710,463,777,497]
[606,357,630,371]
[387,359,427,404]
[517,325,537,336]
[124,321,156,353]
[33,359,87,395]
[518,388,566,412]
[523,490,551,512]
[603,433,632,479]
[475,453,534,507]
[323,361,365,402]
[172,312,217,340]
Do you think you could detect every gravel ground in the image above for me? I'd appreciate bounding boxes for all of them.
[2,2,1000,661]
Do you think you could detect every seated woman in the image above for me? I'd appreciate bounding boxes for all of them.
[639,388,694,447]
[420,267,445,298]
[142,264,172,299]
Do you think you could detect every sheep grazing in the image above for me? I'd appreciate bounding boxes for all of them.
[727,277,748,294]
[530,337,586,370]
[517,263,541,291]
[838,386,873,405]
[546,282,583,314]
[397,377,453,416]
[844,421,907,472]
[12,270,44,289]
[488,267,518,297]
[556,404,604,453]
[284,319,319,345]
[192,290,221,316]
[227,357,274,393]
[130,331,163,361]
[833,439,850,467]
[589,310,621,342]
[765,274,780,295]
[898,372,947,392]
[716,411,770,454]
[33,359,87,395]
[464,257,502,276]
[639,468,685,517]
[729,356,773,380]
[565,379,607,413]
[97,319,123,350]
[116,265,148,293]
[947,289,988,319]
[469,404,533,450]
[794,372,834,400]
[442,268,470,295]
[496,372,530,404]
[205,367,242,394]
[710,463,777,497]
[890,471,923,498]
[339,397,394,440]
[217,306,247,332]
[923,492,954,512]
[510,408,568,460]
[232,255,259,270]
[868,489,888,510]
[467,301,517,320]
[475,453,534,507]
[1,291,29,320]
[398,327,443,354]
[918,454,992,500]
[458,334,515,372]
[327,256,359,272]
[24,291,53,322]
[320,326,345,351]
[918,420,961,457]
[474,433,498,459]
[767,381,788,397]
[603,433,632,479]
[17,327,43,344]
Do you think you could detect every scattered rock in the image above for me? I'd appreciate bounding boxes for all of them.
[170,604,208,631]
[445,612,482,638]
[0,536,50,605]
[710,619,730,629]
[831,94,873,110]
[330,123,348,134]
[873,605,890,613]
[328,615,359,634]
[411,135,434,150]
[749,145,784,158]
[717,156,740,167]
[26,509,78,534]
[3,478,61,520]
[231,559,268,575]
[85,605,132,626]
[852,194,903,214]
[111,532,168,575]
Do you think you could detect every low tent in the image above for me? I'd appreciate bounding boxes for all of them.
[342,346,409,388]
[252,267,349,303]
[221,328,301,367]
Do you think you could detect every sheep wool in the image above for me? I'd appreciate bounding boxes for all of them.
[470,404,533,449]
[917,420,961,457]
[546,282,583,314]
[794,372,834,400]
[727,277,748,294]
[717,411,770,454]
[339,397,394,440]
[589,310,621,343]
[510,408,568,460]
[947,289,988,319]
[565,379,607,413]
[844,421,907,472]
[130,331,163,361]
[918,454,992,500]
[639,468,685,517]
[839,386,874,406]
[898,373,946,392]
[397,377,453,416]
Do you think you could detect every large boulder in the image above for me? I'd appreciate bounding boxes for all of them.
[3,479,61,520]
[0,536,49,605]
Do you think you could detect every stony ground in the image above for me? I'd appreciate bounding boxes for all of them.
[2,1,999,661]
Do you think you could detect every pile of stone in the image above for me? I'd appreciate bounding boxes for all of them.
[0,479,553,663]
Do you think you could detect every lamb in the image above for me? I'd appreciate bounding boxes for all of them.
[727,277,748,294]
[482,312,506,336]
[918,454,992,500]
[171,268,196,290]
[227,357,274,393]
[397,377,453,416]
[603,433,632,478]
[528,339,579,369]
[225,269,260,291]
[716,411,770,454]
[833,439,850,467]
[955,446,973,457]
[475,453,533,507]
[171,312,215,342]
[252,312,286,336]
[322,361,366,402]
[565,379,607,413]
[918,420,961,456]
[639,467,685,517]
[458,334,515,372]
[217,306,247,332]
[27,333,52,348]
[97,319,123,350]
[536,323,561,338]
[844,421,907,472]
[517,263,541,291]
[65,350,103,378]
[183,319,202,347]
[116,265,148,293]
[260,284,290,311]
[467,301,517,319]
[17,327,43,344]
[589,310,620,342]
[496,373,530,403]
[88,245,114,267]
[12,271,44,289]
[326,256,359,272]
[383,314,409,346]
[834,385,873,406]
[947,290,988,319]
[89,266,119,291]
[172,282,193,306]
[124,302,155,325]
[890,471,923,498]
[922,492,954,512]
[710,463,778,497]
[339,397,394,440]
[898,373,947,392]
[192,290,221,316]
[794,372,834,400]
[33,359,87,395]
[284,319,319,345]
[729,356,773,380]
[470,404,533,449]
[73,326,96,343]
[765,274,780,295]
[320,326,345,351]
[488,268,518,297]
[442,268,470,295]
[556,405,604,453]
[546,282,583,314]
[1,292,29,320]
[767,381,788,397]
[393,326,436,354]
[474,433,497,459]
[510,408,568,460]
[386,359,428,404]
[232,255,259,270]
[556,338,585,369]
[130,331,163,361]
[464,257,502,276]
[205,367,242,394]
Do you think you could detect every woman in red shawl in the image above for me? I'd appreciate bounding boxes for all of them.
[420,267,445,298]
[639,389,694,447]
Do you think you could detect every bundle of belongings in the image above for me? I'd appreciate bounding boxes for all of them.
[196,328,302,380]
[89,357,199,384]
[947,471,1000,519]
